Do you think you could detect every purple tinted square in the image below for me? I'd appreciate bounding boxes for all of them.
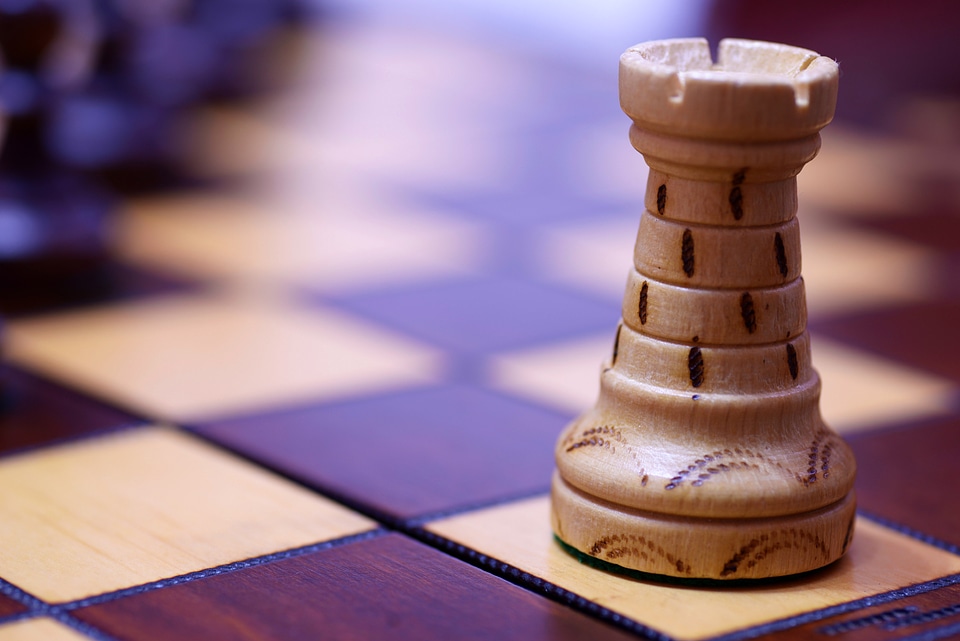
[812,299,960,384]
[195,385,571,521]
[331,277,618,356]
[73,534,639,641]
[0,366,142,457]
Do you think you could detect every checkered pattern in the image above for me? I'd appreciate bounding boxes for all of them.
[1,16,959,641]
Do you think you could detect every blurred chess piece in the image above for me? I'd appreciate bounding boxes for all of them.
[551,38,857,580]
[0,0,312,312]
[49,0,309,191]
[0,0,114,310]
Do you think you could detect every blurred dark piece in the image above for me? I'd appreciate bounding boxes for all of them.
[53,0,309,191]
[706,0,960,129]
[0,0,114,310]
[0,0,310,316]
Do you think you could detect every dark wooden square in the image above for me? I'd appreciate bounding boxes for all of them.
[0,366,142,457]
[329,276,618,357]
[72,533,635,641]
[0,263,195,318]
[812,300,960,384]
[0,592,27,620]
[195,385,568,521]
[848,413,960,548]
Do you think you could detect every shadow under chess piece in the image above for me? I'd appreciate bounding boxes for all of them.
[551,38,857,580]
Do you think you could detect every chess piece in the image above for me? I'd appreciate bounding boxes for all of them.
[0,0,114,311]
[48,0,308,191]
[551,38,856,580]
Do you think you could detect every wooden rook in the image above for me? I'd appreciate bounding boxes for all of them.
[551,38,857,580]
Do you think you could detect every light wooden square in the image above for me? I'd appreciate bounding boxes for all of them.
[0,427,376,603]
[6,291,444,422]
[115,190,489,293]
[186,23,525,191]
[799,126,938,218]
[533,216,638,301]
[0,619,91,641]
[801,218,938,318]
[487,333,609,415]
[812,334,956,434]
[427,496,960,641]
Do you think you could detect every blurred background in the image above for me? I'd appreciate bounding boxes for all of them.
[1,0,959,439]
[1,0,958,315]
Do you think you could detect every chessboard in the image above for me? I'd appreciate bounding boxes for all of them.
[1,8,960,641]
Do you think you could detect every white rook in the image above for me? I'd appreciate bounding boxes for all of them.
[551,38,857,580]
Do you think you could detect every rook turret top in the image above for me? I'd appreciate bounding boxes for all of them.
[620,38,838,142]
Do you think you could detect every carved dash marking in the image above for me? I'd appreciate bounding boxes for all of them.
[721,537,761,577]
[821,440,833,480]
[729,188,743,220]
[639,281,648,324]
[799,429,834,486]
[786,343,799,379]
[775,232,788,277]
[656,184,666,215]
[565,426,614,453]
[729,169,746,220]
[665,449,763,490]
[681,229,695,277]
[688,346,704,388]
[564,426,646,480]
[841,515,855,555]
[590,533,692,575]
[740,292,757,333]
[721,528,830,577]
[611,324,622,367]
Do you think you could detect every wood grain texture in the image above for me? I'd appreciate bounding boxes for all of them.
[429,496,960,641]
[555,376,854,518]
[0,594,26,620]
[848,414,960,547]
[619,39,838,143]
[644,170,798,226]
[610,324,812,395]
[620,270,807,345]
[551,472,857,580]
[5,291,443,422]
[73,533,638,641]
[0,619,91,641]
[631,212,801,288]
[0,426,375,602]
[757,581,960,640]
[552,37,856,579]
[0,366,141,456]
